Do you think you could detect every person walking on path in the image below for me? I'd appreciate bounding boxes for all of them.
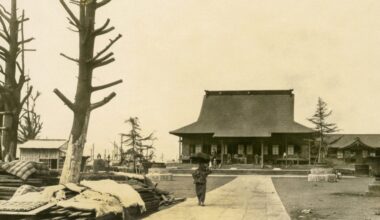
[192,162,212,206]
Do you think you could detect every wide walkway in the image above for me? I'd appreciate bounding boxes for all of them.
[145,176,290,220]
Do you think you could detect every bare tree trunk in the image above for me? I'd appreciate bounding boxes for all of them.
[0,1,33,161]
[60,110,90,183]
[55,0,122,184]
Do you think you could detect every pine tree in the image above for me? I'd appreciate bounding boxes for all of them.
[308,97,339,163]
[121,117,155,173]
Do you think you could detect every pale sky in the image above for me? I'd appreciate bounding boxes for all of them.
[3,0,380,160]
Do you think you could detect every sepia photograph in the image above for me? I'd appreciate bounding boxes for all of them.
[0,0,379,219]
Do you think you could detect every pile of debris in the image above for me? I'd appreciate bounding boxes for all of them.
[80,172,185,214]
[0,161,59,200]
[0,170,185,219]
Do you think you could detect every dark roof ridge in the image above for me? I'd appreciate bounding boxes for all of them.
[327,133,380,136]
[205,90,294,96]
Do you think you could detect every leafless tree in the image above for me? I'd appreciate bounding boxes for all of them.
[54,0,122,184]
[18,86,42,143]
[0,1,34,161]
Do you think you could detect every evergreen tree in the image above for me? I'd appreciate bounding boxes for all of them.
[308,97,339,163]
[121,117,155,173]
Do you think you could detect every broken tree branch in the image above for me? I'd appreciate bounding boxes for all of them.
[60,53,79,63]
[92,34,122,61]
[96,0,112,9]
[91,79,122,92]
[90,92,116,110]
[0,45,9,58]
[20,85,33,110]
[0,6,10,22]
[0,32,9,42]
[0,16,9,37]
[93,58,115,69]
[0,4,11,16]
[60,0,80,27]
[93,18,111,35]
[53,88,75,111]
[18,37,34,45]
[93,52,113,65]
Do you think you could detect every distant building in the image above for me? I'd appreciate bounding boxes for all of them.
[171,90,315,165]
[325,134,380,163]
[18,139,68,170]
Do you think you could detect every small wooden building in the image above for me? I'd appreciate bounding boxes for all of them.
[325,134,380,164]
[18,139,68,170]
[171,90,315,165]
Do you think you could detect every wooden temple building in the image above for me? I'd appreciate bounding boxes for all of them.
[171,90,316,166]
[325,134,380,164]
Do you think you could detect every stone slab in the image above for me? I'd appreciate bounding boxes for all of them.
[146,173,173,181]
[307,174,337,182]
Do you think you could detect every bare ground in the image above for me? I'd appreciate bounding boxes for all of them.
[272,177,380,220]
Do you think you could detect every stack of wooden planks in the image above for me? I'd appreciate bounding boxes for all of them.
[0,171,59,200]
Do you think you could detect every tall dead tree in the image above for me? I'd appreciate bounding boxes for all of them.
[0,1,34,161]
[55,0,122,184]
[18,87,42,143]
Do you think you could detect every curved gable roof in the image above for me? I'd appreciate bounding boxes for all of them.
[325,134,380,149]
[171,90,314,137]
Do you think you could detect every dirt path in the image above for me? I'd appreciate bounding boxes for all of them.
[145,176,290,220]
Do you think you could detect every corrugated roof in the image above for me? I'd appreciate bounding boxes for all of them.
[325,134,380,149]
[18,139,68,150]
[170,90,314,137]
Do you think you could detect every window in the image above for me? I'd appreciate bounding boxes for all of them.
[39,159,58,170]
[195,144,202,153]
[264,146,268,155]
[238,145,245,155]
[247,145,253,155]
[337,150,343,159]
[287,145,294,155]
[272,145,279,155]
[362,150,368,158]
[370,151,376,157]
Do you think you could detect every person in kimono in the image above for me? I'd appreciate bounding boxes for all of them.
[192,162,212,206]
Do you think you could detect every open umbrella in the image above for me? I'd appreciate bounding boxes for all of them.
[190,152,210,163]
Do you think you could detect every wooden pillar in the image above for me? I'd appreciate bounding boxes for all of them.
[220,139,224,166]
[285,136,288,167]
[308,140,311,165]
[261,139,264,168]
[178,137,182,162]
[57,153,60,170]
